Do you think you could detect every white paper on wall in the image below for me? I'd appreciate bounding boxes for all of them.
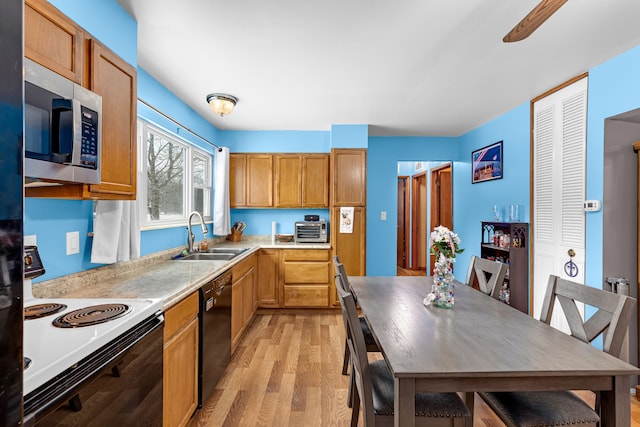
[340,207,354,233]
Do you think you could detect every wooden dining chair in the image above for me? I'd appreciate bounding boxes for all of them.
[334,270,381,409]
[464,255,508,300]
[333,256,380,376]
[336,282,471,426]
[478,274,636,427]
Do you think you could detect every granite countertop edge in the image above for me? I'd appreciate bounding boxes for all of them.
[32,236,331,310]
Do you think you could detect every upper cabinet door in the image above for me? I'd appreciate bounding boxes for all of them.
[230,154,247,207]
[302,155,329,208]
[246,155,273,207]
[275,154,302,207]
[87,40,137,199]
[25,0,84,83]
[331,148,366,206]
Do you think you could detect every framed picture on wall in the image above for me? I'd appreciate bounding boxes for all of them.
[472,141,503,184]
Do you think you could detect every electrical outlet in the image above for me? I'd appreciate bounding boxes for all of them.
[381,211,387,220]
[24,235,37,246]
[66,231,80,255]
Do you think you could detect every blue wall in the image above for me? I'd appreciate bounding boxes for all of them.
[453,103,531,281]
[221,130,329,153]
[25,0,225,281]
[25,0,139,281]
[366,137,459,275]
[25,1,640,293]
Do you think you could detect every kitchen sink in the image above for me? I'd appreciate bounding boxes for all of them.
[177,253,237,261]
[204,248,247,255]
[176,247,248,261]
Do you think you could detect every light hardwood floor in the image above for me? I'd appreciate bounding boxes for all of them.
[189,311,640,427]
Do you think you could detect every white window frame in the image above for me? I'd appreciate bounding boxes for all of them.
[138,119,213,229]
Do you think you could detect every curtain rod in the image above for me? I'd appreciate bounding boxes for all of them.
[137,98,223,152]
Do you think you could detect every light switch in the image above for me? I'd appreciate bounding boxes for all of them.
[66,231,80,255]
[380,211,387,220]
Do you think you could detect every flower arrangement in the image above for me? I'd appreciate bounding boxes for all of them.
[427,226,464,309]
[429,225,464,260]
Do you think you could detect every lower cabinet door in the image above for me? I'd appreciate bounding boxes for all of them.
[231,281,243,352]
[163,316,198,427]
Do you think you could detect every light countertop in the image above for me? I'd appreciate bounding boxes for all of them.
[31,238,331,310]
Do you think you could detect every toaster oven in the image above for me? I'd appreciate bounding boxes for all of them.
[294,220,328,243]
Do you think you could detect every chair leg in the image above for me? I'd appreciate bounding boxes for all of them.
[350,386,360,427]
[463,392,474,427]
[347,370,354,408]
[342,339,350,375]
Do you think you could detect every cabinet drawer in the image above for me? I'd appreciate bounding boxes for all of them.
[282,249,328,262]
[232,253,256,279]
[164,292,199,341]
[283,285,328,307]
[283,262,329,284]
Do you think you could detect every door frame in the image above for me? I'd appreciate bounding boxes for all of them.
[429,163,453,272]
[411,171,427,272]
[397,176,410,269]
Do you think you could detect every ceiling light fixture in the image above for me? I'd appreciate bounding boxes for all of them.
[206,93,237,117]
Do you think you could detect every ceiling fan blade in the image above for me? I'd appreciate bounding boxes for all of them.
[503,0,568,42]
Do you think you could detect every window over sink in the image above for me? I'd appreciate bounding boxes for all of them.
[138,120,212,228]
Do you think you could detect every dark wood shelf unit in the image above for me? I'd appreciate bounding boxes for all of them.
[480,221,529,314]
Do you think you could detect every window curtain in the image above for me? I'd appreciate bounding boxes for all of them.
[91,200,140,264]
[213,147,231,236]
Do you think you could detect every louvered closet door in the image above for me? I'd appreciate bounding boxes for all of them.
[533,77,587,332]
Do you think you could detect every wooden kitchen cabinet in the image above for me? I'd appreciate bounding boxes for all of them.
[83,39,137,199]
[231,153,329,208]
[230,154,247,207]
[331,207,366,306]
[163,292,199,427]
[232,254,257,351]
[275,154,303,207]
[25,0,83,83]
[230,154,273,207]
[257,249,280,308]
[282,249,330,307]
[24,1,138,200]
[331,148,367,206]
[247,155,273,207]
[274,154,329,207]
[302,154,330,207]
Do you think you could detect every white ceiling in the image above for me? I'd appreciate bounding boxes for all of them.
[116,0,640,137]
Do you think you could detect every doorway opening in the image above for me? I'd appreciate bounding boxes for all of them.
[397,161,453,276]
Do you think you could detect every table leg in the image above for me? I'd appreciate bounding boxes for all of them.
[600,375,630,427]
[395,377,415,427]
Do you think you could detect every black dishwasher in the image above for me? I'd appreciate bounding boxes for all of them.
[199,269,232,407]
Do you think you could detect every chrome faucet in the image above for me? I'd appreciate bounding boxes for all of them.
[187,211,208,253]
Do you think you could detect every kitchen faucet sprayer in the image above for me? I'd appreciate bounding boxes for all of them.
[187,211,208,253]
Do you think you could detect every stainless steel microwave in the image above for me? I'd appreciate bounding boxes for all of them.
[295,220,328,243]
[24,58,102,185]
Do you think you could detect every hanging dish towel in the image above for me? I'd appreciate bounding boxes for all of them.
[213,147,231,236]
[91,200,140,264]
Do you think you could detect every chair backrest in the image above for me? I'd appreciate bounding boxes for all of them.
[540,275,637,358]
[464,255,508,300]
[335,278,375,424]
[333,256,349,294]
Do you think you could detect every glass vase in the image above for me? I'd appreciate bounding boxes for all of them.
[432,256,455,308]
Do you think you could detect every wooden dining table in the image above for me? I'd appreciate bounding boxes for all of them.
[348,276,640,427]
